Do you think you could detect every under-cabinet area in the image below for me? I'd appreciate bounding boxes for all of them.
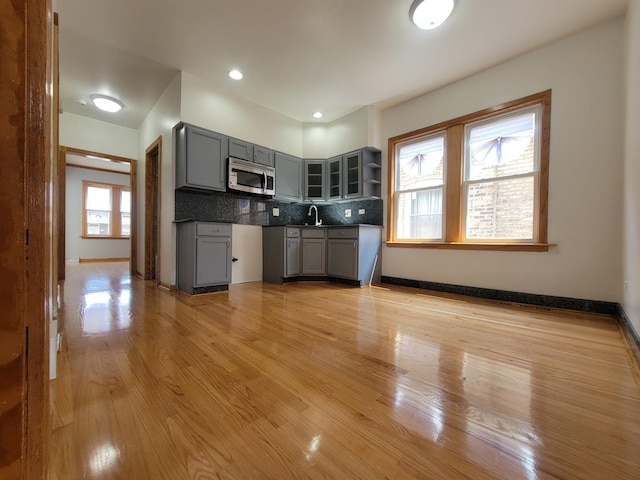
[262,225,382,286]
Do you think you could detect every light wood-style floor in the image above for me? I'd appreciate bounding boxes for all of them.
[49,262,640,479]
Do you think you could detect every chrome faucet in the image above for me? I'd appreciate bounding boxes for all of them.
[308,205,322,226]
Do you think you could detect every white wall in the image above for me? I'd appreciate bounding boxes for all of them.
[59,112,138,158]
[381,19,625,302]
[623,0,640,334]
[181,72,303,157]
[137,73,182,282]
[302,106,382,158]
[65,166,131,260]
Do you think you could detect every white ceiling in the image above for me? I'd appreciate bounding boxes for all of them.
[57,0,628,129]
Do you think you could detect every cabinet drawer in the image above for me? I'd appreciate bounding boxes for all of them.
[196,223,232,237]
[328,227,358,239]
[286,228,300,238]
[301,228,326,238]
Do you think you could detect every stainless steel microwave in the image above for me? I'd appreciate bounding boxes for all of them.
[228,157,275,196]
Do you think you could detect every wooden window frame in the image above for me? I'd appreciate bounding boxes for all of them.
[387,90,553,252]
[81,180,131,239]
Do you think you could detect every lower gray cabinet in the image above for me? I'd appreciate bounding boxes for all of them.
[263,226,300,283]
[177,222,232,294]
[301,228,326,275]
[285,236,301,277]
[327,226,381,285]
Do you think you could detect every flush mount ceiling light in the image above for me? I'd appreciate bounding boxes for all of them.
[312,112,323,119]
[409,0,455,30]
[90,94,124,113]
[229,69,243,80]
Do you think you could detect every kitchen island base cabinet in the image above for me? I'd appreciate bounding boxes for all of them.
[177,222,232,294]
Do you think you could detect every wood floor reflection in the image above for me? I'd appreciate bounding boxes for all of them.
[49,262,640,479]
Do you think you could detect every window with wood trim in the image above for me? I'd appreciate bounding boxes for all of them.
[387,90,551,252]
[82,180,131,238]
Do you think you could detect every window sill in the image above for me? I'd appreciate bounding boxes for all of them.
[385,241,556,252]
[81,236,130,240]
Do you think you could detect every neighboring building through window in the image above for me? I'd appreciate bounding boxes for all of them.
[82,180,131,238]
[388,90,551,251]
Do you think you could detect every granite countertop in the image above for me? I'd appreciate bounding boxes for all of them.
[263,224,382,228]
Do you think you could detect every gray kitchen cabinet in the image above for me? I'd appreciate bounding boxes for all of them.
[175,123,227,191]
[301,228,326,275]
[327,155,343,201]
[254,145,275,167]
[229,137,253,161]
[286,237,301,277]
[327,226,382,285]
[274,152,302,202]
[343,151,362,198]
[176,221,232,294]
[304,160,326,201]
[325,148,382,201]
[263,226,300,283]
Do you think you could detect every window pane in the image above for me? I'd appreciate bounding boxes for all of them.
[465,176,534,240]
[120,191,131,213]
[467,111,536,181]
[121,213,130,236]
[86,186,111,211]
[397,135,445,190]
[397,189,443,240]
[86,210,111,235]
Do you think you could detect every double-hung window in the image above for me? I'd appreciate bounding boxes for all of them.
[388,90,551,251]
[82,180,131,238]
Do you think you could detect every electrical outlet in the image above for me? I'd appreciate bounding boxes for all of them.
[345,209,351,218]
[272,208,280,217]
[358,209,365,214]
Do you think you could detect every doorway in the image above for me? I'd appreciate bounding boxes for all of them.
[144,137,162,283]
[57,147,138,278]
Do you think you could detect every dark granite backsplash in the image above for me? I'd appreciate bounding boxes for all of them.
[175,190,383,226]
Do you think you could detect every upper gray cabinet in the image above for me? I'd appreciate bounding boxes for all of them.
[304,159,326,201]
[326,148,382,201]
[254,145,275,167]
[175,123,228,192]
[228,138,253,161]
[274,152,302,202]
[327,155,343,201]
[343,151,362,199]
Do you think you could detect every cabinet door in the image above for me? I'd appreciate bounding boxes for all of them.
[327,239,358,279]
[343,151,362,198]
[285,238,300,276]
[327,156,342,200]
[229,138,253,161]
[274,153,302,202]
[178,125,227,191]
[302,239,326,275]
[196,236,231,285]
[304,160,325,200]
[254,146,274,167]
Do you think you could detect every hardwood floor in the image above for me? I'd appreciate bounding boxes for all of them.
[49,262,640,479]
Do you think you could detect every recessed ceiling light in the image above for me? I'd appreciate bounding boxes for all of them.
[229,69,243,80]
[90,94,124,113]
[312,112,323,119]
[409,0,455,30]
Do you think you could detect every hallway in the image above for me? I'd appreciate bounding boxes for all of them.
[49,262,640,479]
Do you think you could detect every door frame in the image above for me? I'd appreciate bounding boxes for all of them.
[58,146,138,276]
[144,137,162,283]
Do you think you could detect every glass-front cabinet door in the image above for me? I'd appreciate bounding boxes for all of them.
[343,151,362,198]
[327,156,342,200]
